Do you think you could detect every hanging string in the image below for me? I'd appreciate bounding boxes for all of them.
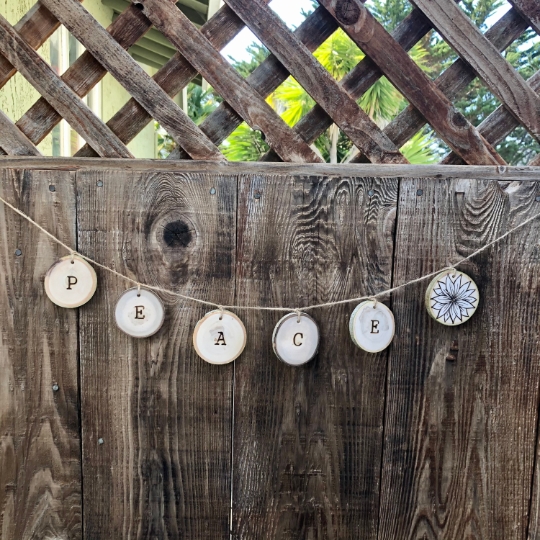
[1,193,539,313]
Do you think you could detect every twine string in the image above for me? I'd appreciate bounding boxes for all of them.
[1,193,539,313]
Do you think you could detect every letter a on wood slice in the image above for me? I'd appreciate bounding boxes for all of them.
[115,287,165,338]
[45,255,97,308]
[193,309,247,365]
[426,269,479,326]
[272,312,320,366]
[350,300,395,353]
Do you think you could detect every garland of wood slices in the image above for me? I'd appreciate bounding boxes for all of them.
[0,193,536,367]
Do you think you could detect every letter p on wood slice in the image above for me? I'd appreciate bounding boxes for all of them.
[45,255,97,308]
[193,310,247,365]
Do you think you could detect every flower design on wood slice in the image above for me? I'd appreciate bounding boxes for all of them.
[426,270,479,326]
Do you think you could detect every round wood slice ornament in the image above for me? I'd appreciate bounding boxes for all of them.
[272,312,319,366]
[115,287,165,338]
[193,309,247,365]
[44,255,97,308]
[349,300,395,352]
[425,269,479,326]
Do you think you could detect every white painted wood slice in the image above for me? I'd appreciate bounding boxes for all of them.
[425,269,479,326]
[115,287,165,338]
[44,255,97,308]
[193,309,247,365]
[349,300,395,353]
[272,312,319,366]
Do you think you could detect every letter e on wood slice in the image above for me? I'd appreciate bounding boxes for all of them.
[115,287,165,338]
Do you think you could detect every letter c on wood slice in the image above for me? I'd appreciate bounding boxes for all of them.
[425,269,479,326]
[115,288,165,338]
[272,312,319,366]
[44,255,97,308]
[349,300,395,352]
[193,310,247,365]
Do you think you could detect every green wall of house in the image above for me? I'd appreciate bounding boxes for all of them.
[0,0,157,158]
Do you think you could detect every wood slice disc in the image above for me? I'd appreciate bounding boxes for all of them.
[349,300,395,353]
[272,312,319,366]
[425,269,479,326]
[44,255,97,308]
[193,309,247,365]
[115,288,165,338]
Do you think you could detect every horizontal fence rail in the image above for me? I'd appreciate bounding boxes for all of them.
[0,0,537,163]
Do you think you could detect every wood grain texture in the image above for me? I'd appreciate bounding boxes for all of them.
[0,169,81,539]
[76,3,250,158]
[224,0,408,165]
[0,109,40,155]
[16,5,152,146]
[40,0,224,161]
[135,0,321,164]
[373,7,529,164]
[410,0,540,143]
[507,0,540,34]
[232,173,398,537]
[0,13,132,158]
[317,0,504,166]
[1,157,540,181]
[379,178,540,539]
[76,169,236,538]
[0,1,82,92]
[168,5,338,161]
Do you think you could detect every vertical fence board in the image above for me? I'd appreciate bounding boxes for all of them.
[378,178,540,539]
[76,170,237,539]
[0,169,81,539]
[232,174,397,538]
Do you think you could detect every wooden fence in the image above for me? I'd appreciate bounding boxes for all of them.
[0,0,538,164]
[2,0,540,538]
[0,159,540,539]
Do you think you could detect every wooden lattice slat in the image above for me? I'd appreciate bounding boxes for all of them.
[168,5,339,161]
[0,0,537,164]
[136,0,322,163]
[318,0,504,165]
[354,7,530,164]
[224,0,409,164]
[76,3,251,158]
[0,12,132,157]
[16,4,152,146]
[410,0,540,144]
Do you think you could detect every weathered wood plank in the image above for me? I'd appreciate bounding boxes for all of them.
[0,13,133,158]
[378,178,540,538]
[374,7,529,163]
[0,169,81,539]
[0,109,40,155]
[167,5,338,160]
[40,0,224,161]
[0,1,83,91]
[76,3,250,158]
[410,0,540,143]
[316,0,504,166]
[77,169,236,539]
[233,173,397,537]
[507,0,540,35]
[134,0,321,163]
[224,0,408,164]
[2,157,540,181]
[16,5,152,146]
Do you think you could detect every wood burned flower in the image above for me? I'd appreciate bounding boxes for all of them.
[430,273,478,324]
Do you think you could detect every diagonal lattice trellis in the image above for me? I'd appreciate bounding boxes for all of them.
[0,0,538,165]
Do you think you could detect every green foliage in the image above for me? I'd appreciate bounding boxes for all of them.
[221,123,269,161]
